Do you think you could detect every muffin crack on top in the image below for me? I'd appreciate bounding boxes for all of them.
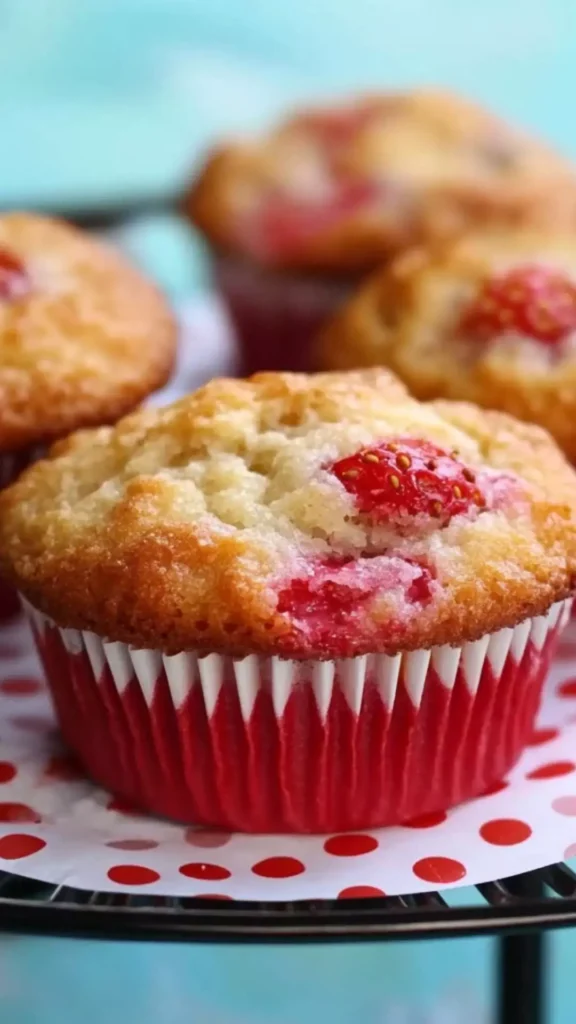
[1,369,575,658]
[0,213,176,451]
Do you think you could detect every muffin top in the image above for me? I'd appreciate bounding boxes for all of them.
[186,88,576,273]
[0,213,176,452]
[1,369,575,658]
[319,228,576,461]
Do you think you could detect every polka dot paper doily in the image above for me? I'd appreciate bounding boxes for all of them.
[2,613,576,900]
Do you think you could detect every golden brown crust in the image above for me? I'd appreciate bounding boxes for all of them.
[185,89,576,273]
[319,229,576,461]
[0,213,177,451]
[1,370,575,657]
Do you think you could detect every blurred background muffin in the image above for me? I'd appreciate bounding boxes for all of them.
[319,227,576,461]
[185,88,576,375]
[0,212,176,617]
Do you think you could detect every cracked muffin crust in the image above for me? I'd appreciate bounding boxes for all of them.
[319,229,576,461]
[186,89,576,273]
[1,369,575,659]
[0,213,176,452]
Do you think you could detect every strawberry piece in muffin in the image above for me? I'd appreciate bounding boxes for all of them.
[277,554,435,655]
[254,179,380,262]
[330,438,486,525]
[461,264,576,345]
[0,247,31,301]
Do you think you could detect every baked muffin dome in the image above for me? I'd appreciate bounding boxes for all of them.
[1,369,575,658]
[0,213,176,452]
[319,229,576,461]
[186,89,576,273]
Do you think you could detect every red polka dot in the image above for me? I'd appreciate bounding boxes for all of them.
[527,761,576,780]
[338,885,386,899]
[179,862,231,881]
[193,893,234,901]
[564,843,576,860]
[10,715,53,733]
[107,796,141,815]
[251,856,306,878]
[0,802,41,823]
[324,834,379,857]
[44,754,84,781]
[481,779,509,797]
[480,818,532,845]
[184,829,232,849]
[0,677,42,696]
[558,678,576,698]
[106,839,159,851]
[552,796,576,816]
[0,762,16,784]
[528,727,559,746]
[403,810,447,828]
[412,856,467,883]
[0,834,46,859]
[107,865,160,886]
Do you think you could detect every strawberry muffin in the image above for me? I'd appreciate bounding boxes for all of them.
[185,88,576,375]
[320,229,576,463]
[0,212,176,617]
[1,370,574,832]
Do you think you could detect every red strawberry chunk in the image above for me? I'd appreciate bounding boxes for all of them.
[254,179,379,260]
[277,554,434,655]
[0,248,31,302]
[330,438,486,525]
[460,264,576,345]
[277,557,372,624]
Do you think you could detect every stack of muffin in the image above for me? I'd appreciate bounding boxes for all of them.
[2,88,576,835]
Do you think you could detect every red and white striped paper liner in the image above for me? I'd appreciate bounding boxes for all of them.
[23,598,570,834]
[212,251,356,375]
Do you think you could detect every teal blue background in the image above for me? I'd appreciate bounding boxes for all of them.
[2,0,576,304]
[1,1,576,1020]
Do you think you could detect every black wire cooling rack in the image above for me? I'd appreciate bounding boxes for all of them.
[0,862,573,941]
[0,862,574,1024]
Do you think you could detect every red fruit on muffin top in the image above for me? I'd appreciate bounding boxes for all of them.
[330,438,486,524]
[461,264,576,345]
[0,247,30,302]
[255,180,379,262]
[0,370,574,660]
[276,553,435,652]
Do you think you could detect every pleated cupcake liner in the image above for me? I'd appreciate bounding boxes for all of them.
[22,597,571,834]
[212,250,356,375]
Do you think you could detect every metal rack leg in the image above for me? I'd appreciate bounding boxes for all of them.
[497,930,546,1024]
